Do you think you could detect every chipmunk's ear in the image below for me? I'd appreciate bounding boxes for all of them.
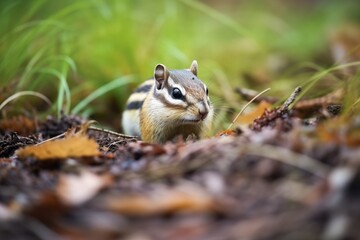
[154,64,169,90]
[190,60,198,76]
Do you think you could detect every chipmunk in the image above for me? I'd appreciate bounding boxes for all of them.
[122,60,213,143]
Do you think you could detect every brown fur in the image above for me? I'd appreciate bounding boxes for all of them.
[123,61,213,144]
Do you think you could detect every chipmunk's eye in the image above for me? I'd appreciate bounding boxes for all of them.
[206,88,209,95]
[171,87,183,99]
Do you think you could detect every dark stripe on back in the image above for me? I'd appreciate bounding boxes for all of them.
[135,84,152,93]
[126,101,144,110]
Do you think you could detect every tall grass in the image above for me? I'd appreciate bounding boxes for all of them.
[0,0,359,129]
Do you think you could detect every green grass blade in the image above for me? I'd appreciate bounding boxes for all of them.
[179,0,252,37]
[297,61,360,102]
[36,67,71,117]
[0,91,51,111]
[71,75,134,115]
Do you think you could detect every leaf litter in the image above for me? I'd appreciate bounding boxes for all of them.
[1,87,360,239]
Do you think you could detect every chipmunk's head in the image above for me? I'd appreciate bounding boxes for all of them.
[153,60,212,126]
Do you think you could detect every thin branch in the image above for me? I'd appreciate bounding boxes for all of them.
[88,126,138,140]
[281,87,302,111]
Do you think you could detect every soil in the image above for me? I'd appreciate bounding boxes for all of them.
[0,99,360,240]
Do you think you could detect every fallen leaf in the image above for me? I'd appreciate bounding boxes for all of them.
[127,141,167,159]
[16,134,100,160]
[57,170,112,205]
[215,129,237,137]
[0,116,37,136]
[108,183,218,216]
[236,101,272,125]
[317,117,360,147]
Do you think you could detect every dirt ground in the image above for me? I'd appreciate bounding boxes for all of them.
[1,95,360,239]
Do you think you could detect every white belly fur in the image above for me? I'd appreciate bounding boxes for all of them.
[121,109,141,137]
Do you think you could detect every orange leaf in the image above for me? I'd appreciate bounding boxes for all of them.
[215,129,236,137]
[108,184,217,216]
[16,134,100,160]
[317,117,360,147]
[236,101,272,125]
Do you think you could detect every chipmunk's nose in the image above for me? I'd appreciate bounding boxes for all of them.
[198,109,208,120]
[196,101,210,120]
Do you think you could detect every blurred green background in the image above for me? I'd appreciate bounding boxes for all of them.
[1,0,359,132]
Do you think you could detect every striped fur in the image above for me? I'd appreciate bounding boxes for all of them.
[121,80,153,137]
[122,61,213,143]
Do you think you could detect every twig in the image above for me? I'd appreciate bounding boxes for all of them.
[35,133,66,146]
[88,126,138,140]
[34,122,138,147]
[294,88,343,110]
[281,87,302,111]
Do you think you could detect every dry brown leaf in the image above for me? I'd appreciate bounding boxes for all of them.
[57,170,112,205]
[236,101,272,125]
[317,117,360,147]
[16,134,100,160]
[215,129,237,137]
[127,141,167,157]
[0,116,37,135]
[108,183,217,216]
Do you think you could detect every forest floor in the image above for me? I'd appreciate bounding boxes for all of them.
[1,87,360,240]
